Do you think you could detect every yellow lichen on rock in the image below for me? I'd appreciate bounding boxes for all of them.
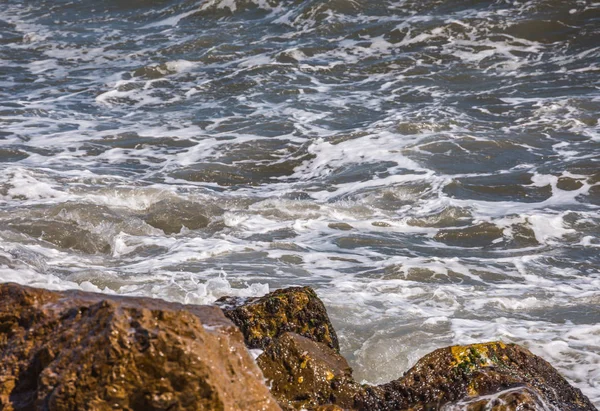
[325,371,335,381]
[450,342,507,373]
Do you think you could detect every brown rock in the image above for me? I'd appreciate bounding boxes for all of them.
[216,286,340,352]
[216,286,594,411]
[313,406,346,411]
[557,177,584,191]
[356,342,595,411]
[0,283,280,411]
[257,333,363,410]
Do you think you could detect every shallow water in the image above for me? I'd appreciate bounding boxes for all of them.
[1,0,599,404]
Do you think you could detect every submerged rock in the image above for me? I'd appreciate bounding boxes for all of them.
[0,283,280,411]
[144,199,211,234]
[434,222,504,247]
[216,286,340,352]
[7,219,111,254]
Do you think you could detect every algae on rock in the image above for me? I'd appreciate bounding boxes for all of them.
[216,286,340,352]
[357,341,595,411]
[0,283,595,411]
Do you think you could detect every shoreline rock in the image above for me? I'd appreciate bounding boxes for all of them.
[257,332,361,410]
[216,286,340,352]
[0,283,595,411]
[356,342,595,410]
[0,283,280,411]
[219,287,595,411]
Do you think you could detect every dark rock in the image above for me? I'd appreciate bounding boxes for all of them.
[216,286,340,352]
[257,333,363,410]
[557,177,584,191]
[356,342,595,411]
[434,223,504,247]
[0,283,280,411]
[328,222,354,231]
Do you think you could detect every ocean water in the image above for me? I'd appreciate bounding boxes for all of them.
[1,0,599,405]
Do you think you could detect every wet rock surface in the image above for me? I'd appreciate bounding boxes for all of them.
[445,386,554,410]
[356,342,595,411]
[227,287,595,411]
[257,332,362,410]
[143,199,211,234]
[0,283,280,411]
[0,283,595,411]
[216,286,340,352]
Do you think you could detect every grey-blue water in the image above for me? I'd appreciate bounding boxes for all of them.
[1,0,599,404]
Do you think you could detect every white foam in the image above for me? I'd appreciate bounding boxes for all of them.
[0,167,71,203]
[528,214,576,244]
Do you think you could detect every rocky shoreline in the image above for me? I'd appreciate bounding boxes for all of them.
[0,283,595,411]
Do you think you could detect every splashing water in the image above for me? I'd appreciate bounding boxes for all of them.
[0,0,599,404]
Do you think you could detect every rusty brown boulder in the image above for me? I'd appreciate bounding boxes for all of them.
[257,333,363,410]
[0,283,280,411]
[216,286,340,352]
[357,342,595,411]
[5,282,592,411]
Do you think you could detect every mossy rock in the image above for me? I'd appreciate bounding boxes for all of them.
[356,342,595,411]
[218,286,594,411]
[216,286,340,352]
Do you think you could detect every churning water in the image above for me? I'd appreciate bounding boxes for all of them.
[1,0,599,405]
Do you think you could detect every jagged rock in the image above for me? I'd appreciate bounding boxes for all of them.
[5,282,591,411]
[256,333,363,410]
[356,342,595,411]
[0,283,280,411]
[216,286,340,352]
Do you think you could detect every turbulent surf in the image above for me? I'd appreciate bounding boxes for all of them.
[0,0,599,405]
